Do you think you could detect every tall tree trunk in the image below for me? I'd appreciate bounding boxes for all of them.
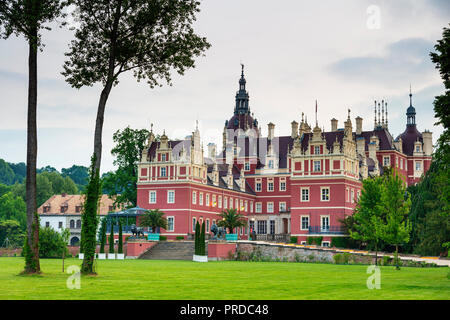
[23,22,40,274]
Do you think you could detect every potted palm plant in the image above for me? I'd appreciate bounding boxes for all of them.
[193,221,208,262]
[140,209,167,241]
[98,218,107,259]
[218,209,247,241]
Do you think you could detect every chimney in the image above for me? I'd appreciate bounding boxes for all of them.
[61,193,67,197]
[355,116,363,135]
[422,130,433,156]
[331,118,338,132]
[291,121,299,139]
[268,122,275,140]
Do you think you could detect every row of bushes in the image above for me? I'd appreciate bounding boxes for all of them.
[289,236,358,249]
[332,253,439,268]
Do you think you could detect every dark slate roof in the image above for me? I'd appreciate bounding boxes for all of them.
[226,113,259,133]
[397,125,423,156]
[144,140,190,161]
[356,128,394,151]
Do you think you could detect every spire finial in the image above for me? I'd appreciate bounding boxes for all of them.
[150,123,153,133]
[241,63,244,77]
[348,108,351,120]
[409,84,413,106]
[315,100,318,127]
[196,119,198,131]
[374,100,377,128]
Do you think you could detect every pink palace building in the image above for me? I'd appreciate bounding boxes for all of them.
[136,67,433,245]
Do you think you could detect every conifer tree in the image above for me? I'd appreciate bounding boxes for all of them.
[109,221,115,254]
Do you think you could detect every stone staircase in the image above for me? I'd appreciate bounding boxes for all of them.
[139,241,206,260]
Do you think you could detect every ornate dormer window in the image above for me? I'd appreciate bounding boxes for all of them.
[314,146,320,155]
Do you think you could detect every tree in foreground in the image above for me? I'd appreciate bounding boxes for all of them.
[217,209,247,234]
[140,209,167,234]
[99,217,107,254]
[62,0,210,274]
[350,176,385,265]
[377,170,412,270]
[0,0,68,274]
[102,127,149,208]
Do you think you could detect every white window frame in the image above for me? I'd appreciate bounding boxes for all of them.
[255,202,262,213]
[383,156,390,166]
[192,218,196,232]
[301,188,310,202]
[320,215,330,231]
[167,190,175,204]
[149,190,157,204]
[256,181,262,192]
[314,160,321,172]
[224,196,228,209]
[244,162,250,171]
[322,241,330,247]
[321,187,330,202]
[199,192,204,206]
[415,161,422,171]
[161,166,167,177]
[267,202,274,213]
[267,180,274,192]
[206,194,210,207]
[167,216,174,232]
[301,215,309,231]
[192,191,197,205]
[279,202,286,212]
[314,145,320,155]
[218,196,222,208]
[280,180,286,191]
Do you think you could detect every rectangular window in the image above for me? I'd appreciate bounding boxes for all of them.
[267,181,274,192]
[279,202,286,212]
[218,196,222,208]
[322,241,330,247]
[383,156,390,166]
[269,220,275,235]
[301,216,309,230]
[244,162,250,171]
[199,193,204,205]
[192,218,196,232]
[415,161,421,171]
[321,187,330,201]
[206,219,210,234]
[314,160,321,172]
[244,201,248,212]
[58,221,63,229]
[192,191,197,204]
[161,167,167,177]
[256,182,262,192]
[161,153,166,162]
[224,196,228,209]
[351,189,355,203]
[314,146,320,154]
[301,188,309,202]
[229,198,233,209]
[249,221,255,233]
[167,217,174,231]
[267,202,274,213]
[255,202,262,213]
[280,181,286,191]
[400,159,403,169]
[149,191,157,204]
[257,220,267,234]
[268,160,274,169]
[167,190,175,204]
[321,216,330,231]
[206,194,210,207]
[45,221,50,228]
[416,145,421,152]
[212,195,216,207]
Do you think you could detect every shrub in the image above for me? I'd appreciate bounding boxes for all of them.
[331,237,348,248]
[307,237,314,245]
[314,237,323,246]
[176,236,185,240]
[160,236,167,241]
[290,236,298,244]
[37,227,69,258]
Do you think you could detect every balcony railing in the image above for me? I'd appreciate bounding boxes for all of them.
[253,234,291,243]
[308,226,344,234]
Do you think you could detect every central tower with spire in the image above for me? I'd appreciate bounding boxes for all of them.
[234,64,250,115]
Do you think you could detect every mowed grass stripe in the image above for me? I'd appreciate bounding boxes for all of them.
[0,258,448,300]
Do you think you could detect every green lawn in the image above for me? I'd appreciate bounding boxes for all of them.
[0,258,449,300]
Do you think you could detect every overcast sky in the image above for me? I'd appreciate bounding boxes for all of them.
[0,0,448,173]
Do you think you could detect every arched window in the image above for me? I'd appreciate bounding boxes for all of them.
[76,220,81,229]
[70,220,75,228]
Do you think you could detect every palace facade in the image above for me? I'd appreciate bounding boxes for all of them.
[136,67,432,245]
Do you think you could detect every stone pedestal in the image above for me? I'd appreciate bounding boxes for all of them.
[127,240,157,258]
[208,241,237,261]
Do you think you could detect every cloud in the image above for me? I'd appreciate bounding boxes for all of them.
[328,38,436,85]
